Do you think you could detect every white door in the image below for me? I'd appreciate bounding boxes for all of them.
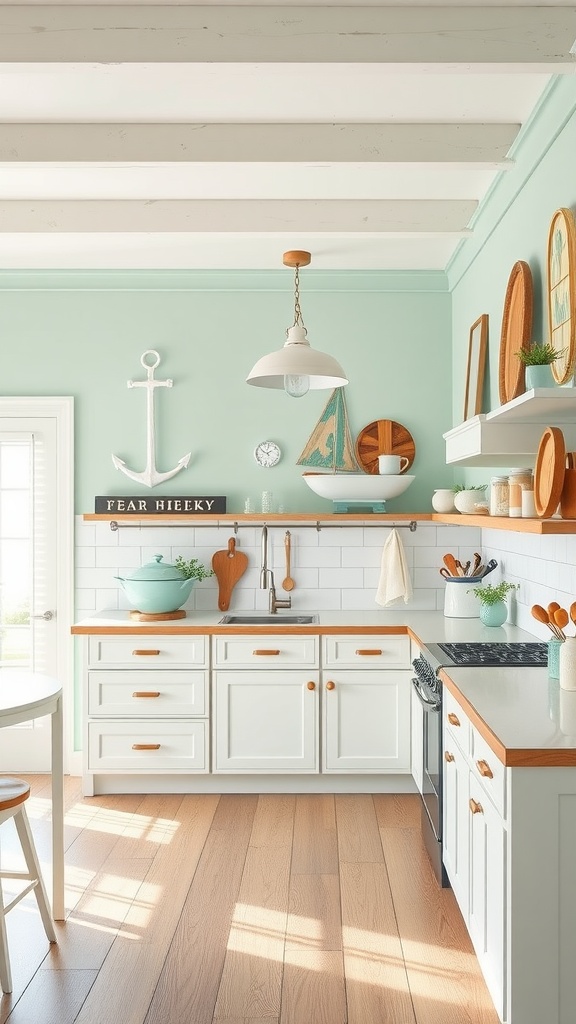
[0,399,73,771]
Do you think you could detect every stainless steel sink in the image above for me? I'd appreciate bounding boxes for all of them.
[219,614,317,625]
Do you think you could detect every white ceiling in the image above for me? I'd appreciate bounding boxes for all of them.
[0,2,575,270]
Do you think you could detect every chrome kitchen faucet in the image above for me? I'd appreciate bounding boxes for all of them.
[260,525,292,614]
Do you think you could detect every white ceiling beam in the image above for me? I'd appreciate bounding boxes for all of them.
[0,123,519,165]
[0,6,574,68]
[0,199,476,233]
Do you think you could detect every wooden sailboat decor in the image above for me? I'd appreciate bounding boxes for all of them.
[297,388,360,473]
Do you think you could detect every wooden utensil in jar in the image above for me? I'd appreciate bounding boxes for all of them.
[570,602,576,628]
[443,553,460,577]
[531,604,564,639]
[553,607,569,639]
[282,530,295,592]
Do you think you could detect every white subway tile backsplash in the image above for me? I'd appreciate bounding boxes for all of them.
[319,567,364,589]
[74,516,574,624]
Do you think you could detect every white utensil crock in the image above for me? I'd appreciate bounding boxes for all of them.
[559,636,576,690]
[444,579,480,618]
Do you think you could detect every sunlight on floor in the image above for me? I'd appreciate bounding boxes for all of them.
[224,903,488,1006]
[64,803,180,844]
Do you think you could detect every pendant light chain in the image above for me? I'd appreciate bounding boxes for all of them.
[291,264,306,331]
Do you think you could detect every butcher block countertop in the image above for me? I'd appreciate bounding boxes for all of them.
[72,609,576,767]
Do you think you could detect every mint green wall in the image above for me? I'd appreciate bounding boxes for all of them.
[449,77,576,485]
[0,270,451,514]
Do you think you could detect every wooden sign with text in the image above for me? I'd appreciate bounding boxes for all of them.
[95,495,227,514]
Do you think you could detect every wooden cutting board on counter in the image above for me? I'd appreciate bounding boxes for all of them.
[355,418,415,475]
[212,538,248,611]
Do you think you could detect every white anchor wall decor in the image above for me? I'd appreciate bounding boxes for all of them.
[112,349,191,488]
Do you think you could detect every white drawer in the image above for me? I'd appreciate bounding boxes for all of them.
[87,670,207,717]
[87,720,208,771]
[88,635,207,669]
[443,688,470,756]
[213,635,318,668]
[323,635,410,669]
[470,725,506,818]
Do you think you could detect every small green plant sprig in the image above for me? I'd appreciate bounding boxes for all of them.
[468,581,519,605]
[452,483,487,493]
[173,555,214,581]
[515,342,564,366]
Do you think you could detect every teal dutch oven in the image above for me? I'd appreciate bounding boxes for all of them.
[115,554,195,614]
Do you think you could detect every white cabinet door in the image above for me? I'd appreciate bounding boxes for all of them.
[411,682,424,794]
[213,671,319,772]
[468,783,506,1021]
[322,670,411,772]
[442,740,470,921]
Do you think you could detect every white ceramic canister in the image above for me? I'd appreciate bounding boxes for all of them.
[559,636,576,691]
[431,488,456,513]
[444,579,481,618]
[508,468,532,518]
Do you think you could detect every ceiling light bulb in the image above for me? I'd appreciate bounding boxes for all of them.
[284,373,310,398]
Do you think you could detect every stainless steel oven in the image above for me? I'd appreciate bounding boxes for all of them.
[412,640,548,886]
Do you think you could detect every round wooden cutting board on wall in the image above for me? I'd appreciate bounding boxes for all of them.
[355,419,416,475]
[498,260,533,405]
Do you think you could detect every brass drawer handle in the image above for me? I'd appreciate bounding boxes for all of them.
[469,798,483,815]
[307,681,316,690]
[253,649,280,656]
[132,691,161,698]
[447,712,461,727]
[355,649,383,656]
[444,751,455,762]
[132,743,161,751]
[326,680,336,690]
[476,759,494,779]
[132,649,160,656]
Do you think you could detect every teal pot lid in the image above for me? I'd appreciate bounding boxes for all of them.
[122,554,186,581]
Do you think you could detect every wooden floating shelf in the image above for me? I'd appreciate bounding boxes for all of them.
[83,511,576,533]
[432,514,576,533]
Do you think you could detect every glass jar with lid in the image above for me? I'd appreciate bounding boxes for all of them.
[490,476,509,517]
[508,468,533,518]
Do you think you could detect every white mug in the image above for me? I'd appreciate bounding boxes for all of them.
[378,454,409,475]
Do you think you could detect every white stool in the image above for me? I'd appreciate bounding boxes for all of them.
[0,777,57,993]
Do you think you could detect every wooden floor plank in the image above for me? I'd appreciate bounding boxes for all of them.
[214,796,294,1020]
[143,795,258,1024]
[340,861,417,1024]
[289,795,338,876]
[281,950,346,1024]
[285,874,341,952]
[373,793,422,829]
[380,825,500,1024]
[1,969,97,1024]
[335,794,384,863]
[73,794,220,1024]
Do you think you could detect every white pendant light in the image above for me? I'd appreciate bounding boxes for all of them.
[246,250,349,397]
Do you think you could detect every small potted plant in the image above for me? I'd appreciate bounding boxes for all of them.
[452,483,488,514]
[469,580,519,627]
[515,342,564,389]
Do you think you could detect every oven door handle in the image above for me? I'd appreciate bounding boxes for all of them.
[411,677,441,711]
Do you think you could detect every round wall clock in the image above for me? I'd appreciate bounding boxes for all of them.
[547,207,576,384]
[254,440,281,467]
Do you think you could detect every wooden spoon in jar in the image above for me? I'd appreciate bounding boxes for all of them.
[553,607,569,640]
[531,604,563,639]
[570,602,576,628]
[548,602,561,620]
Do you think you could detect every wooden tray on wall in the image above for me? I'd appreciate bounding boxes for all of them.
[498,260,533,405]
[355,419,415,475]
[547,207,576,384]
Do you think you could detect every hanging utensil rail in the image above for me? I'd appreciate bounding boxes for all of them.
[109,519,418,533]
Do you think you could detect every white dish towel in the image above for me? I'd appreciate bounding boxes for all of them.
[375,527,413,607]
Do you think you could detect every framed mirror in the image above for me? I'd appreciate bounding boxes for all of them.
[463,314,488,421]
[547,207,576,384]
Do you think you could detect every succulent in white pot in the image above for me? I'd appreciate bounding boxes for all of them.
[452,483,487,514]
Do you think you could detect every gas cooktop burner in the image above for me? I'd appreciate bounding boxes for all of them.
[435,641,548,667]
